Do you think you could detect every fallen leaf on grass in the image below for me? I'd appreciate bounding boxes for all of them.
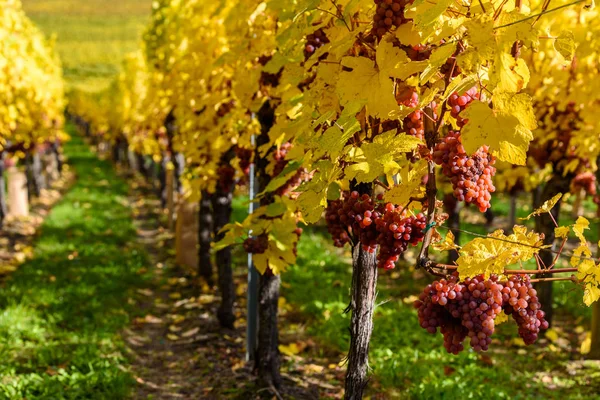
[182,327,200,337]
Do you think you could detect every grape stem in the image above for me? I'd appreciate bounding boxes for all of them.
[374,178,390,191]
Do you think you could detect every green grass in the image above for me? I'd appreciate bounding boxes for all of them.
[22,0,151,91]
[0,124,148,399]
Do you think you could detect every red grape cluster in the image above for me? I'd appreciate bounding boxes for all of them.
[415,274,548,354]
[372,0,412,38]
[325,199,352,247]
[571,171,596,196]
[401,103,437,140]
[243,234,269,254]
[304,28,329,59]
[448,87,479,127]
[217,165,236,193]
[396,87,419,108]
[272,142,308,196]
[405,44,432,61]
[375,203,426,269]
[502,275,549,345]
[325,191,428,269]
[433,130,496,212]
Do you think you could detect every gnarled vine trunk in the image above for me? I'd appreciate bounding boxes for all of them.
[198,190,214,287]
[212,152,236,329]
[344,243,378,400]
[255,100,282,389]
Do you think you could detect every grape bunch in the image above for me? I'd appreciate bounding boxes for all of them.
[405,43,432,61]
[448,87,480,127]
[272,142,308,196]
[375,203,426,269]
[243,234,269,254]
[396,87,419,108]
[433,130,496,212]
[347,191,379,253]
[415,274,548,354]
[326,199,352,247]
[415,275,503,353]
[502,275,549,345]
[440,43,465,78]
[217,165,236,193]
[372,0,412,38]
[304,28,329,59]
[571,172,597,196]
[325,191,428,268]
[401,103,437,141]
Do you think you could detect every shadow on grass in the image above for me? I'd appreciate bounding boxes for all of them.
[0,128,148,399]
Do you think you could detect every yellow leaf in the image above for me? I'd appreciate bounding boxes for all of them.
[279,343,301,356]
[573,216,590,244]
[412,0,453,31]
[545,328,559,342]
[492,53,530,92]
[554,30,576,62]
[554,226,570,239]
[495,310,509,326]
[581,333,591,355]
[461,94,536,165]
[456,226,543,278]
[522,193,562,220]
[432,230,460,252]
[384,160,427,206]
[395,21,422,46]
[337,56,397,119]
[297,190,327,224]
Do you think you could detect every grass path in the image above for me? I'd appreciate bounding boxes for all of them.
[0,128,149,399]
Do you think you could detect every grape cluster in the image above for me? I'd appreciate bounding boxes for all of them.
[401,103,437,141]
[433,131,496,212]
[243,234,269,254]
[440,43,465,78]
[304,28,329,59]
[217,165,236,193]
[405,44,432,61]
[396,87,419,108]
[502,275,549,344]
[325,191,428,269]
[415,274,548,354]
[372,0,412,38]
[448,87,479,127]
[375,203,426,269]
[325,199,352,247]
[272,142,308,196]
[571,172,597,196]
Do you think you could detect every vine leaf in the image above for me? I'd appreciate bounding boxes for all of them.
[554,30,577,62]
[383,159,427,206]
[336,56,397,119]
[522,193,563,220]
[456,226,544,278]
[432,230,460,252]
[461,93,536,165]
